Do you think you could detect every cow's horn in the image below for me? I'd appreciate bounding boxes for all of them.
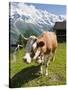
[22,35,28,40]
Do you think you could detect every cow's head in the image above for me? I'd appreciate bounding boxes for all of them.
[23,36,37,63]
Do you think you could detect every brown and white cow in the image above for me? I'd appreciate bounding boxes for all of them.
[23,31,58,76]
[32,31,58,76]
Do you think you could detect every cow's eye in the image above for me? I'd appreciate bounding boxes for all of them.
[37,41,44,47]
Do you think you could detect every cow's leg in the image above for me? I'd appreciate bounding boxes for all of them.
[50,50,56,62]
[44,51,56,76]
[45,58,51,76]
[46,68,48,76]
[40,65,43,74]
[43,55,49,76]
[45,64,48,76]
[53,50,56,62]
[44,54,51,76]
[46,51,54,63]
[51,54,55,62]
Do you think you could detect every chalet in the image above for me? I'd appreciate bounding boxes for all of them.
[53,21,66,42]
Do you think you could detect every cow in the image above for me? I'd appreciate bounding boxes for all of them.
[23,31,58,76]
[32,31,58,76]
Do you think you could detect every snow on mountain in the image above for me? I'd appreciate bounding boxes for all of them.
[11,3,65,25]
[9,2,66,44]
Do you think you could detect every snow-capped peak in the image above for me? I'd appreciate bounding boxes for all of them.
[10,2,65,27]
[10,2,66,44]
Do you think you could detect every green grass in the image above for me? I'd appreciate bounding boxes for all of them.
[9,43,66,88]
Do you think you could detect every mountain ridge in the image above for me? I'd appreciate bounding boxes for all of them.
[10,3,66,44]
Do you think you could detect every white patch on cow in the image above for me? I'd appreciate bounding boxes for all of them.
[24,53,31,63]
[33,50,40,60]
[32,42,37,50]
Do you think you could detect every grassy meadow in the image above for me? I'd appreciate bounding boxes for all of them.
[9,43,66,88]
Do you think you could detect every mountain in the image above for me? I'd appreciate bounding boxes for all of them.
[9,3,66,44]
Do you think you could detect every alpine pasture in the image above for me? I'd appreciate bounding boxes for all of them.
[9,43,66,88]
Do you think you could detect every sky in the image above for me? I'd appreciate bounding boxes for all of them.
[26,3,66,15]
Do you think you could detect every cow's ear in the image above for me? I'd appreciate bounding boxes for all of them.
[37,41,44,47]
